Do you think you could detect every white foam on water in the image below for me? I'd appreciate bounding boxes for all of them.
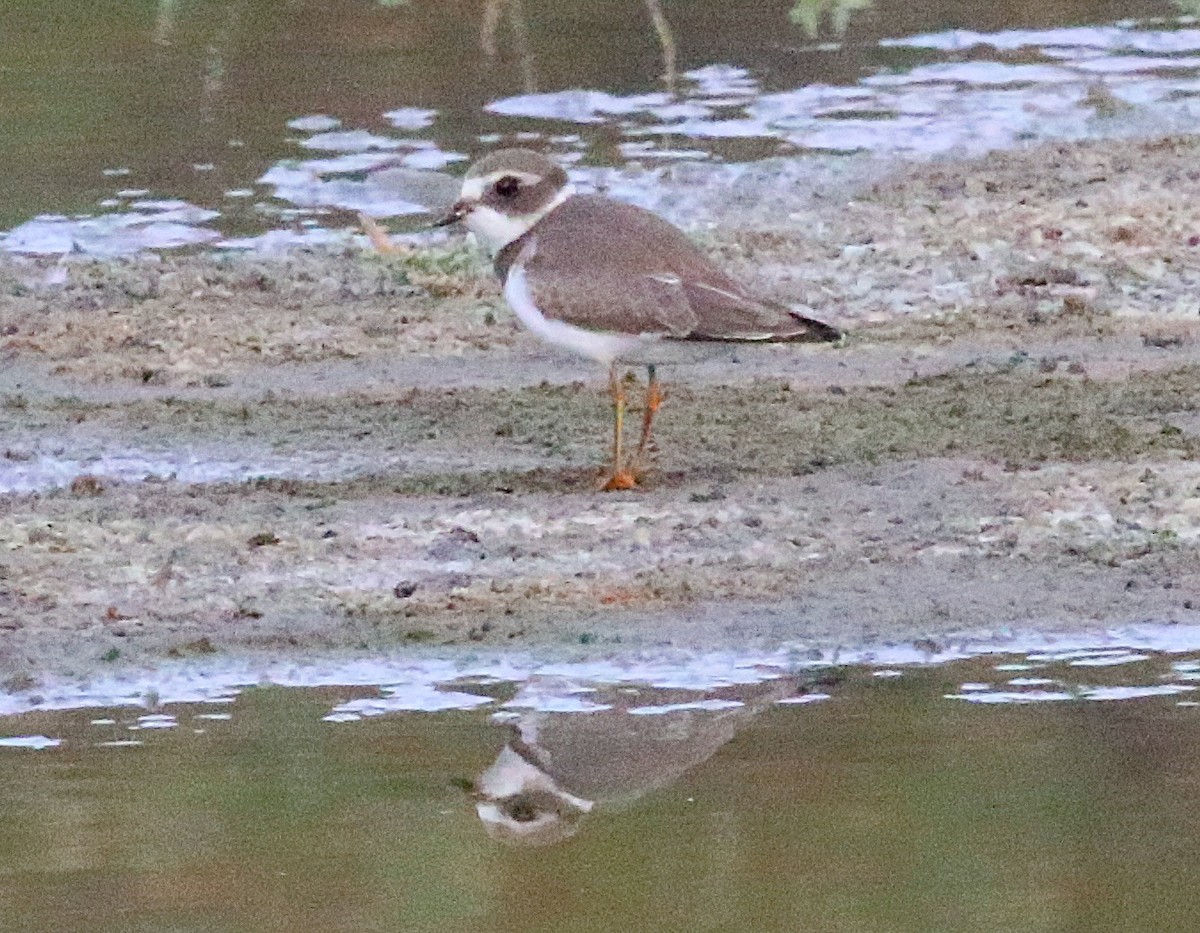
[256,150,462,217]
[489,88,713,124]
[325,685,495,721]
[481,18,1200,161]
[136,715,178,729]
[0,735,62,750]
[946,689,1078,703]
[1070,653,1152,667]
[400,148,466,170]
[3,624,1200,721]
[1082,684,1196,701]
[1076,54,1200,74]
[863,61,1078,86]
[946,684,1200,704]
[288,115,342,132]
[217,228,359,253]
[637,117,776,139]
[776,692,831,705]
[502,695,613,714]
[265,153,397,176]
[256,164,426,217]
[881,26,1200,54]
[685,63,760,101]
[383,107,437,130]
[1027,648,1138,662]
[3,209,220,257]
[299,130,404,152]
[627,699,745,715]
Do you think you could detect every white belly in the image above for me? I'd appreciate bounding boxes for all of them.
[503,264,644,365]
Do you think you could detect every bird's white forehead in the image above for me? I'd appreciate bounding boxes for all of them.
[460,170,546,200]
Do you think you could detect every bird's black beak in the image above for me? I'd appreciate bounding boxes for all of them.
[432,199,470,229]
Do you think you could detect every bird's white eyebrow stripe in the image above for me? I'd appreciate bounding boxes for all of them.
[460,170,544,200]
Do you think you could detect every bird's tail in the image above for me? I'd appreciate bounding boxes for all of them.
[782,309,842,343]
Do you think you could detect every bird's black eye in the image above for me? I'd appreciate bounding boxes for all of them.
[504,795,538,822]
[494,175,521,198]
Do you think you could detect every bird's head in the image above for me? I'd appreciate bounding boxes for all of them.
[436,149,575,253]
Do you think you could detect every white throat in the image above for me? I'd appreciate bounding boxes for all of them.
[462,182,577,254]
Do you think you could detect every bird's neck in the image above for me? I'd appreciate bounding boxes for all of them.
[473,183,576,259]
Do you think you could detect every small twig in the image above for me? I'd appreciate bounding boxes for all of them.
[358,212,407,255]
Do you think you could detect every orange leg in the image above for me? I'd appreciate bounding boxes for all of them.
[630,364,665,479]
[600,363,638,491]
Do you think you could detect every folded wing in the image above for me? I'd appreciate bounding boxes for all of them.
[507,195,840,343]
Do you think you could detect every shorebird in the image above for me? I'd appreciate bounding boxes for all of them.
[436,149,841,490]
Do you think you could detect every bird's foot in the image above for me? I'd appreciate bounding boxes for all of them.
[599,467,640,491]
[644,380,665,414]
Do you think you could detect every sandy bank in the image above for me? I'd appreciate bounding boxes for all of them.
[2,134,1200,684]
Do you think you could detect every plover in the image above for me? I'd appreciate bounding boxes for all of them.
[437,148,841,489]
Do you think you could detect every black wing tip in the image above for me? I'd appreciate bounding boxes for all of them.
[783,312,843,343]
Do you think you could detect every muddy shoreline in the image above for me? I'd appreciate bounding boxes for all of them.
[3,135,1200,685]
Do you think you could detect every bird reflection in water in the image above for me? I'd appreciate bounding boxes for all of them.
[472,675,813,846]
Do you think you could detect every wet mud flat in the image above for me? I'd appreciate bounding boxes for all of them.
[3,135,1200,683]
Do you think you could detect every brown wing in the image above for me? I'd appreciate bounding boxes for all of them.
[526,266,699,338]
[499,195,839,342]
[678,280,839,342]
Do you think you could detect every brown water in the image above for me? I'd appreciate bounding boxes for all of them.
[3,643,1200,931]
[4,0,1199,253]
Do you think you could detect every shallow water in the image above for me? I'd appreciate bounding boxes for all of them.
[3,0,1200,254]
[4,630,1200,930]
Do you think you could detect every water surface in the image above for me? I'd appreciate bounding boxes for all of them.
[4,631,1200,930]
[4,0,1200,254]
